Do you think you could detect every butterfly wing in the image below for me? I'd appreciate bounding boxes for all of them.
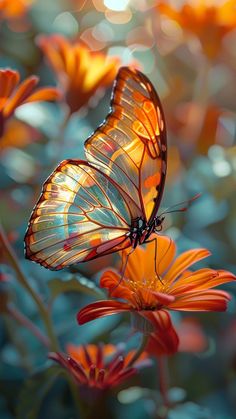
[25,160,131,270]
[85,66,167,222]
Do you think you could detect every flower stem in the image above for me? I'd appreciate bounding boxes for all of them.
[7,304,50,348]
[0,221,59,351]
[158,356,169,409]
[128,333,148,366]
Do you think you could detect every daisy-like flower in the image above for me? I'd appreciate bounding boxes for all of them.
[37,34,120,114]
[77,235,235,328]
[50,343,149,391]
[0,69,61,137]
[156,0,236,60]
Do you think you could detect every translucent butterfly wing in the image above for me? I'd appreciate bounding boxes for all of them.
[25,160,131,270]
[85,66,167,222]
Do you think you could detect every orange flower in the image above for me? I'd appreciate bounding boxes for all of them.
[37,34,120,114]
[0,68,61,138]
[50,343,149,390]
[0,119,39,152]
[0,0,34,21]
[77,235,235,328]
[157,0,236,60]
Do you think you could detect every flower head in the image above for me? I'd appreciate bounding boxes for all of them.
[37,34,120,114]
[0,68,61,137]
[77,235,235,328]
[50,343,148,391]
[157,0,236,60]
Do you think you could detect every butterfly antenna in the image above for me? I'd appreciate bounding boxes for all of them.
[159,193,201,216]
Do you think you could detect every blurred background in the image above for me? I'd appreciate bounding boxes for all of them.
[0,0,236,418]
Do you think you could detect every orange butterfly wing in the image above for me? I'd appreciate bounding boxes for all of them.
[85,66,167,222]
[24,67,167,270]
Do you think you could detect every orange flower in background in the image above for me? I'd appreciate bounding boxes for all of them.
[50,343,149,390]
[177,317,208,353]
[0,0,34,21]
[0,68,61,138]
[157,0,236,60]
[170,102,233,155]
[78,235,235,328]
[38,34,121,114]
[0,119,39,152]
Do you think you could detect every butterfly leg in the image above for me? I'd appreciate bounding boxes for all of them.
[110,248,134,295]
[145,237,163,284]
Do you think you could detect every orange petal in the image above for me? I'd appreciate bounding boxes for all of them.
[163,248,211,286]
[155,235,176,275]
[77,300,131,325]
[122,247,146,283]
[100,270,133,301]
[0,69,20,112]
[168,289,231,311]
[24,87,62,103]
[37,35,66,75]
[170,268,218,294]
[145,310,179,356]
[4,75,38,117]
[138,289,175,306]
[171,269,236,294]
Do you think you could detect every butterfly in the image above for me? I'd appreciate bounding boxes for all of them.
[24,67,167,270]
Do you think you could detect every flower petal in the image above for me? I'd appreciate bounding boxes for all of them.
[170,269,236,295]
[145,310,179,356]
[155,235,176,275]
[77,300,131,325]
[0,69,20,112]
[163,248,211,286]
[4,75,39,117]
[24,87,62,103]
[100,270,133,301]
[168,289,231,311]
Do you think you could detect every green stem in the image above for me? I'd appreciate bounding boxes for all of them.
[128,333,148,367]
[68,377,87,418]
[158,356,169,409]
[7,304,50,348]
[0,221,59,351]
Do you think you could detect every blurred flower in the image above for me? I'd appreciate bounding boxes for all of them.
[38,34,120,114]
[50,343,148,391]
[0,0,34,22]
[177,317,208,352]
[0,68,61,138]
[157,0,236,60]
[170,102,232,155]
[78,236,235,328]
[0,119,39,152]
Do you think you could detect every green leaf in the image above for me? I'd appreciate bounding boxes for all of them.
[16,365,62,419]
[48,275,105,302]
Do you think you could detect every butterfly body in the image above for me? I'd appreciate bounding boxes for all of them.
[25,67,167,270]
